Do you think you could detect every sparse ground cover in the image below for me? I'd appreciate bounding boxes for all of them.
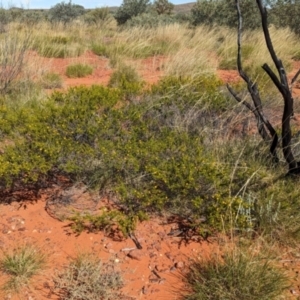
[1,3,300,299]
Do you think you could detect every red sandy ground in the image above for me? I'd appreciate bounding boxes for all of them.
[0,194,220,300]
[1,51,300,299]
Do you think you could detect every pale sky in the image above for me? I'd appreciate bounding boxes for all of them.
[1,0,195,9]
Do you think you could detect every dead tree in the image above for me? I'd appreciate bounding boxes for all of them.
[228,0,300,175]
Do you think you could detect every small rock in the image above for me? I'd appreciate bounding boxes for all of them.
[149,251,157,258]
[157,232,166,239]
[165,252,174,261]
[105,243,113,249]
[175,261,184,269]
[128,249,144,261]
[155,264,169,272]
[114,258,120,263]
[142,286,149,295]
[109,249,115,254]
[152,242,161,251]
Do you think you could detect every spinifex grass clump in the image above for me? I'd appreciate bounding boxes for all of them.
[66,63,93,78]
[0,245,47,293]
[184,250,289,300]
[109,64,144,99]
[52,253,123,300]
[33,35,84,58]
[41,72,63,89]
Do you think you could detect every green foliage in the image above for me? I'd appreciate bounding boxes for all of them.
[191,0,261,30]
[8,7,23,22]
[0,245,47,292]
[33,35,84,58]
[84,7,111,27]
[0,85,120,186]
[0,30,32,95]
[69,209,148,237]
[153,0,174,15]
[218,44,255,70]
[41,72,63,89]
[19,11,44,26]
[114,0,151,25]
[91,43,110,57]
[126,12,178,28]
[269,0,300,35]
[184,250,289,300]
[150,75,230,111]
[0,8,11,32]
[52,253,123,300]
[292,50,300,61]
[48,1,85,25]
[38,45,83,58]
[0,76,271,236]
[66,63,93,78]
[108,64,144,98]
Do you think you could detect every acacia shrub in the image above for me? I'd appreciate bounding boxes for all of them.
[0,77,251,234]
[114,0,151,25]
[191,0,261,30]
[48,1,85,25]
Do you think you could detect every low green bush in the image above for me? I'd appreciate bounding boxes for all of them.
[66,63,93,78]
[2,74,299,240]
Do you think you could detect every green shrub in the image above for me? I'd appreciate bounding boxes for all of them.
[154,0,174,15]
[69,209,148,237]
[270,1,300,35]
[0,85,120,187]
[66,63,93,78]
[48,1,85,25]
[126,12,178,28]
[0,8,11,32]
[84,7,112,27]
[184,249,289,300]
[0,76,277,237]
[191,0,261,30]
[115,0,151,25]
[52,253,123,300]
[41,72,63,89]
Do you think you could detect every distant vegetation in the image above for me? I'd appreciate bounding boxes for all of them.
[1,1,300,35]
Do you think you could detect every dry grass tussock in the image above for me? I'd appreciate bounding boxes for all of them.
[1,21,299,87]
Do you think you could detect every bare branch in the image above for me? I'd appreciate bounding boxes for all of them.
[227,0,279,162]
[256,0,299,173]
[261,63,284,94]
[291,69,300,85]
